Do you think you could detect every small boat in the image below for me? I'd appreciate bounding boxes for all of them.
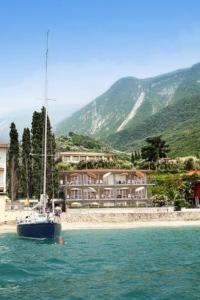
[17,32,61,240]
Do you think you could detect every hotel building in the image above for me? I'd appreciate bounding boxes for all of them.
[60,169,153,207]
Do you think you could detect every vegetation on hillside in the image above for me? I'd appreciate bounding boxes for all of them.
[56,132,111,152]
[108,94,200,157]
[56,132,135,170]
[57,158,133,171]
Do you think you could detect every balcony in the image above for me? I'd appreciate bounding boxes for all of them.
[66,195,146,202]
[63,179,150,186]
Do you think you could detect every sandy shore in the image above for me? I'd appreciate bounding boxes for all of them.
[61,220,200,230]
[2,220,200,234]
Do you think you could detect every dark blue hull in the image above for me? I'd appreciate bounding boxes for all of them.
[17,222,61,239]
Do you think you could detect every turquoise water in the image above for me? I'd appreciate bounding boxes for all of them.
[0,227,200,300]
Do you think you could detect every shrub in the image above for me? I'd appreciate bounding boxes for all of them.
[174,199,188,208]
[184,158,194,170]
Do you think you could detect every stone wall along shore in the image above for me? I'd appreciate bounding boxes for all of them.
[61,210,200,223]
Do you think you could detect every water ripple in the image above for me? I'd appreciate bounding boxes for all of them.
[0,227,200,299]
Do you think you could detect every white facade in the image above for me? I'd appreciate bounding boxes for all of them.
[0,145,8,193]
[60,152,114,164]
[61,169,152,207]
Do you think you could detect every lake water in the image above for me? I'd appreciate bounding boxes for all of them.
[0,227,200,299]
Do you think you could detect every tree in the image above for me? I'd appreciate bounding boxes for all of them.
[47,133,59,199]
[31,110,43,199]
[31,107,58,199]
[141,135,169,162]
[21,128,32,199]
[131,152,135,164]
[137,151,141,160]
[8,123,20,201]
[134,150,138,160]
[184,158,194,171]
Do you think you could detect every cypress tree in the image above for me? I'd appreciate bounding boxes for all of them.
[48,133,59,199]
[8,122,20,201]
[134,150,138,160]
[21,128,32,199]
[131,152,135,164]
[31,110,43,199]
[31,107,58,199]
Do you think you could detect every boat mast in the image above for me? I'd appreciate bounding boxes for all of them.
[43,31,49,213]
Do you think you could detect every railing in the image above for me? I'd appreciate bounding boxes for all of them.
[64,179,150,186]
[66,196,146,202]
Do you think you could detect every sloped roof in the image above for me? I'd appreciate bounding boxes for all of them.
[62,169,146,177]
[0,144,9,149]
[186,170,200,176]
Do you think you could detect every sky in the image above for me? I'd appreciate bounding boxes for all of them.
[1,0,200,124]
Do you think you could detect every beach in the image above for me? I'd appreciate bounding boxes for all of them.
[2,219,200,234]
[61,220,200,230]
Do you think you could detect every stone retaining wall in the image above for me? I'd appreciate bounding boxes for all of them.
[3,209,200,224]
[61,211,200,223]
[4,210,28,224]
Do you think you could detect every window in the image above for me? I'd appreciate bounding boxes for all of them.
[73,156,80,162]
[63,156,70,162]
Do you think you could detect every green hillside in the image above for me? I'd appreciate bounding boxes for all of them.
[108,94,200,157]
[56,77,142,138]
[56,132,111,152]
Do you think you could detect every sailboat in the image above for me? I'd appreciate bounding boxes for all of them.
[17,32,61,239]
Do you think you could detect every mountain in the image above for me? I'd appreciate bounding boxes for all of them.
[109,94,200,156]
[56,63,200,156]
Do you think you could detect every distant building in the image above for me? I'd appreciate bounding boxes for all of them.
[59,151,114,164]
[60,169,153,207]
[186,170,200,207]
[0,144,9,193]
